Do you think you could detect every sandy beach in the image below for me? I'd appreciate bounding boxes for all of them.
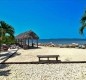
[6,46,86,62]
[0,0,86,79]
[0,46,86,80]
[0,63,86,80]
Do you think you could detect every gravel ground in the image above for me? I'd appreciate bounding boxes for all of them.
[0,63,86,80]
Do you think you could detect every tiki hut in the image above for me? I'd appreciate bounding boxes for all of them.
[16,30,39,49]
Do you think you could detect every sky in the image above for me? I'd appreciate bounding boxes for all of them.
[0,0,86,39]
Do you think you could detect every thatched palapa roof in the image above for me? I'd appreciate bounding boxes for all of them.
[16,30,39,39]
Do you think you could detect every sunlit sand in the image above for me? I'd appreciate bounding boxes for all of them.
[6,46,86,62]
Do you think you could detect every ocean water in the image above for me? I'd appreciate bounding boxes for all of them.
[38,39,86,45]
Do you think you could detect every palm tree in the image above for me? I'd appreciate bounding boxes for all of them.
[80,10,86,35]
[0,21,15,44]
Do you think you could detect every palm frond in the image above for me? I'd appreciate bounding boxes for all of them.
[0,20,15,44]
[80,10,86,35]
[80,25,86,35]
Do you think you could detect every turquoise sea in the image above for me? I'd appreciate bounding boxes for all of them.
[38,39,86,45]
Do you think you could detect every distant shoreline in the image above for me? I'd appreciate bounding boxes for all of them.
[38,39,86,45]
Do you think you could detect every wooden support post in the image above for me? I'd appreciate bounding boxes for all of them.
[32,39,33,47]
[48,57,49,61]
[19,39,21,45]
[17,39,19,44]
[25,39,26,45]
[21,39,22,45]
[37,39,38,48]
[56,57,58,61]
[39,57,40,61]
[21,39,23,47]
[28,38,29,48]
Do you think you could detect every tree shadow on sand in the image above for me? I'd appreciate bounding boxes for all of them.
[0,70,11,76]
[0,64,11,76]
[0,51,20,77]
[0,53,11,60]
[0,51,21,61]
[0,64,9,69]
[9,52,21,58]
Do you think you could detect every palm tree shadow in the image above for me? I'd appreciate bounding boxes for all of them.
[0,64,11,76]
[0,64,9,69]
[9,52,21,58]
[0,70,11,76]
[0,52,21,60]
[0,53,10,57]
[0,53,10,60]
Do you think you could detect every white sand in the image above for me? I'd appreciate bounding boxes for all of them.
[1,46,86,80]
[6,46,86,62]
[0,64,86,80]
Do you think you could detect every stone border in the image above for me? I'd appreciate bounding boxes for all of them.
[1,61,86,64]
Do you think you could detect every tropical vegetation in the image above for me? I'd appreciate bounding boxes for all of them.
[0,21,15,45]
[80,10,86,34]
